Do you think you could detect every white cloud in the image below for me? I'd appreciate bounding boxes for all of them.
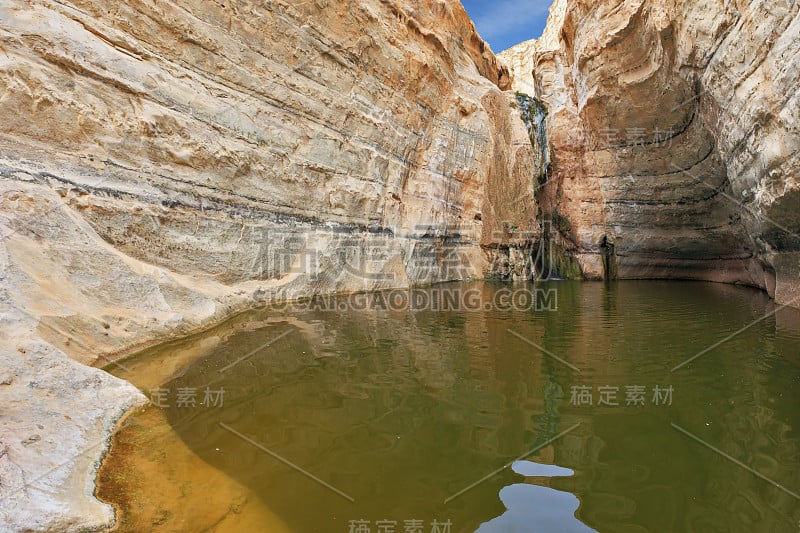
[470,0,552,44]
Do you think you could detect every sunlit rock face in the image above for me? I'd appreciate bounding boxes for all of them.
[0,0,536,289]
[2,0,798,528]
[0,0,543,365]
[502,0,800,305]
[0,1,538,530]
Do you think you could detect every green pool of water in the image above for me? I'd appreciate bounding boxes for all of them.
[102,281,800,532]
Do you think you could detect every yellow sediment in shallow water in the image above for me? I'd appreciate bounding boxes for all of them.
[97,404,292,533]
[97,311,293,533]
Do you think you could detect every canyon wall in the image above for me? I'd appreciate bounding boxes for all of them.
[0,1,539,530]
[3,0,799,529]
[501,0,800,305]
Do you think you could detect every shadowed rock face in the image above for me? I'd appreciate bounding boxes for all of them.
[501,0,800,304]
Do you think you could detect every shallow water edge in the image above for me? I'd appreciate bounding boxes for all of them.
[96,280,800,532]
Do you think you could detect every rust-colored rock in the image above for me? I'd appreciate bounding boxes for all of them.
[502,0,799,305]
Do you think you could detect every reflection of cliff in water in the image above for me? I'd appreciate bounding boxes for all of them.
[546,282,800,532]
[109,281,800,532]
[154,282,567,531]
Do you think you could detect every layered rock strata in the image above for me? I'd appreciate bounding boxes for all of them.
[0,0,539,530]
[501,0,800,305]
[3,0,799,529]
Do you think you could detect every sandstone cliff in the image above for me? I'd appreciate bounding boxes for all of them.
[501,0,800,305]
[3,0,799,529]
[0,1,538,530]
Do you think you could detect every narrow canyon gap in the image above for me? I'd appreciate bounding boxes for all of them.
[0,0,798,531]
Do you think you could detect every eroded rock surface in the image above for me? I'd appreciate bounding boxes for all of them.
[501,0,800,304]
[2,0,799,529]
[0,0,538,530]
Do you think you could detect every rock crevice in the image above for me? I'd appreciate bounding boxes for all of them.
[1,0,799,530]
[500,0,799,303]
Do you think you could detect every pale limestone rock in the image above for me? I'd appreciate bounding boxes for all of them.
[498,0,567,97]
[499,40,539,97]
[3,0,798,529]
[0,0,536,530]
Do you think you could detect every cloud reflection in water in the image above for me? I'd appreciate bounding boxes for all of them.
[475,461,596,533]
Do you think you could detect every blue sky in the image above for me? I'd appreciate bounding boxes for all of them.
[460,0,553,53]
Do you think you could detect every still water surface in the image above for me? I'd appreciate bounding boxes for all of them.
[99,281,800,532]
